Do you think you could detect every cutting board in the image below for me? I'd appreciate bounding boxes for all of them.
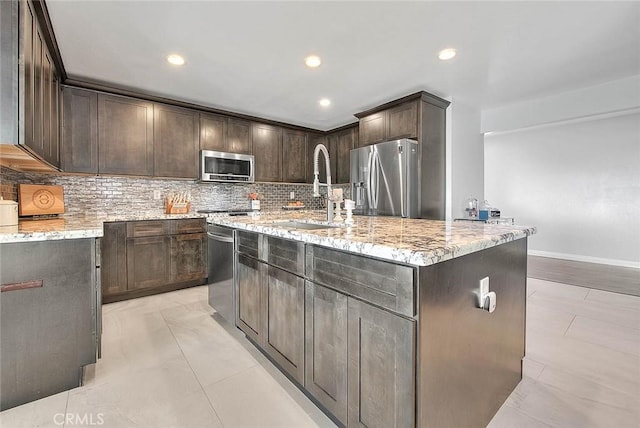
[18,184,65,216]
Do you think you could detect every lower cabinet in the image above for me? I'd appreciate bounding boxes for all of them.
[304,282,348,425]
[237,254,263,345]
[102,219,207,302]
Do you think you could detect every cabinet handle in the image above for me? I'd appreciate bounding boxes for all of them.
[1,280,44,292]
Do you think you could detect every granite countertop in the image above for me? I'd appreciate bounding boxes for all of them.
[209,211,537,267]
[0,212,207,244]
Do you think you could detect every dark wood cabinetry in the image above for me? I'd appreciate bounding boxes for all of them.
[282,129,307,183]
[98,94,154,176]
[334,126,357,184]
[102,218,207,303]
[252,122,282,182]
[237,253,264,345]
[228,118,252,154]
[347,298,415,428]
[307,134,336,184]
[304,282,348,425]
[19,0,60,167]
[61,87,98,173]
[199,112,228,152]
[357,100,418,147]
[153,104,199,178]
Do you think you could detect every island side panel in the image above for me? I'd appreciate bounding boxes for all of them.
[417,238,527,428]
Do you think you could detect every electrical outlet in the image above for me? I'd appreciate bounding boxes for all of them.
[479,276,490,296]
[290,191,295,200]
[153,190,161,200]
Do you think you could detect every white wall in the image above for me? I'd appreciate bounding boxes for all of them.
[447,100,484,220]
[484,112,640,267]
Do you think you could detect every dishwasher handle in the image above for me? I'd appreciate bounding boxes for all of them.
[207,232,234,243]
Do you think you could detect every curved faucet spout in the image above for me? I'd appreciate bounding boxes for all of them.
[312,143,334,221]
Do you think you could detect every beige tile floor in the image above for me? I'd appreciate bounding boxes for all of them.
[1,278,638,428]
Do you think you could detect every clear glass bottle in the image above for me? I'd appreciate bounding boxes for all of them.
[464,197,478,219]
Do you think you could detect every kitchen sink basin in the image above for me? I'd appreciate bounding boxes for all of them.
[270,221,342,230]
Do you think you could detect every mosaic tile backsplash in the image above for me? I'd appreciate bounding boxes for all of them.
[0,167,350,217]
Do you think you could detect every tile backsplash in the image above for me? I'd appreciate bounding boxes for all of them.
[0,167,349,216]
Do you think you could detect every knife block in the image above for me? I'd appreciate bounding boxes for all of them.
[165,201,191,214]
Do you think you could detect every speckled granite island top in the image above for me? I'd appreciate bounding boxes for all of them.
[209,211,537,267]
[0,213,207,243]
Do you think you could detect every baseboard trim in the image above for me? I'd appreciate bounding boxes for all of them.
[528,255,640,297]
[528,250,640,269]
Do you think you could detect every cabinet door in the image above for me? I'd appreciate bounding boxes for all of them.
[264,265,304,384]
[154,104,199,178]
[170,233,207,282]
[387,100,418,140]
[62,87,98,173]
[236,254,263,345]
[199,112,227,152]
[307,134,327,184]
[101,222,127,297]
[358,112,386,146]
[305,282,348,424]
[98,94,154,176]
[336,128,355,184]
[22,0,35,150]
[228,118,251,154]
[347,298,415,428]
[282,129,307,183]
[126,236,170,290]
[252,123,282,182]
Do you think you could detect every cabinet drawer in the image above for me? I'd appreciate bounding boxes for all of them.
[126,220,169,237]
[306,246,415,317]
[266,236,304,276]
[170,218,205,235]
[236,230,260,259]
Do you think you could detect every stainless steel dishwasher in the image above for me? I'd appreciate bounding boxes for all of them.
[207,224,235,323]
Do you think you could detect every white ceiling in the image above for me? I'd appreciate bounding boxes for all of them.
[46,1,640,131]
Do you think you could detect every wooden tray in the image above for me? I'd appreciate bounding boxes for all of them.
[18,184,65,216]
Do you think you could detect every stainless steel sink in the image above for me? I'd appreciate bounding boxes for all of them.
[270,221,341,230]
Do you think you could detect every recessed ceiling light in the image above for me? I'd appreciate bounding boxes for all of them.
[305,55,322,68]
[319,98,331,107]
[167,54,185,66]
[438,48,457,61]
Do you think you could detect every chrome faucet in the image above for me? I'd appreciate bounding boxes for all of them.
[312,143,334,222]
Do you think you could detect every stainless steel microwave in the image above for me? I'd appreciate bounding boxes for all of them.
[200,150,255,182]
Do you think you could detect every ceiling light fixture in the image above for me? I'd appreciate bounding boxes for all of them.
[438,48,457,61]
[319,98,331,107]
[167,54,185,66]
[305,55,322,68]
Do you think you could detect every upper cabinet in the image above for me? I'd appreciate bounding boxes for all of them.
[252,122,282,182]
[282,129,307,183]
[61,87,98,173]
[0,0,62,168]
[153,103,199,178]
[228,118,252,154]
[98,94,154,176]
[333,126,358,184]
[199,113,227,152]
[357,99,418,147]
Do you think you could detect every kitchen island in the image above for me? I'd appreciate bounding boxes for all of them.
[209,211,536,428]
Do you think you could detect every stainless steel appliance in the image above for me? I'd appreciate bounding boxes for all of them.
[207,224,235,323]
[200,150,254,182]
[350,139,419,218]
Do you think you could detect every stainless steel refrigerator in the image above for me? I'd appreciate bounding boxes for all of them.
[350,139,419,218]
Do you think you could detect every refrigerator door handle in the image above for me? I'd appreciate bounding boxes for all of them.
[398,146,405,217]
[367,151,374,210]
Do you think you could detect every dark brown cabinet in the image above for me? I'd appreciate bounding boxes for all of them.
[252,122,282,182]
[228,118,252,154]
[20,0,60,168]
[199,113,228,152]
[237,253,264,345]
[357,99,418,147]
[101,222,127,296]
[61,87,98,173]
[153,104,199,178]
[263,265,305,384]
[102,219,207,303]
[281,129,307,183]
[307,134,336,185]
[98,94,154,176]
[304,282,348,425]
[334,126,357,184]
